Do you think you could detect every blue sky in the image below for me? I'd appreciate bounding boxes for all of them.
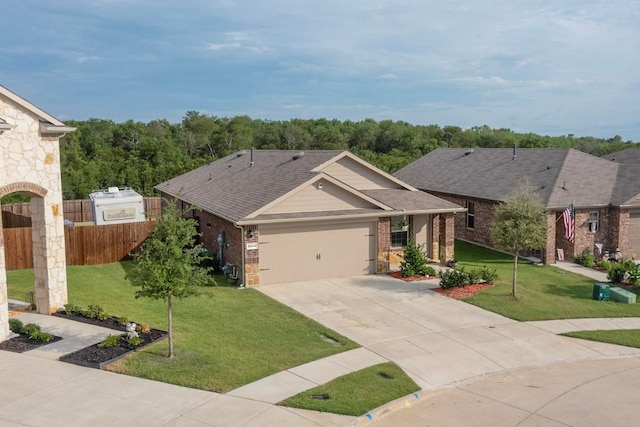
[3,1,639,141]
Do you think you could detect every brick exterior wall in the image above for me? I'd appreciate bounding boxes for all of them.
[430,192,497,249]
[158,195,457,284]
[428,190,634,263]
[438,212,455,263]
[376,217,391,272]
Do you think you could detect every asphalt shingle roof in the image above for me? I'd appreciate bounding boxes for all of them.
[156,149,464,223]
[394,148,621,209]
[156,150,343,221]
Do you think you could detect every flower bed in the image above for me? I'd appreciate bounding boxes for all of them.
[59,328,167,369]
[0,333,63,353]
[54,304,167,369]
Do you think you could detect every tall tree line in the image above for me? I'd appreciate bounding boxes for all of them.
[3,114,636,202]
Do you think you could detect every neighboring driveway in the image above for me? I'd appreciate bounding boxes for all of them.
[256,275,640,391]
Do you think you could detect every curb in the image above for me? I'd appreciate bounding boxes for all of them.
[348,390,435,426]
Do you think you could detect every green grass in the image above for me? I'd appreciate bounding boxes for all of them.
[279,362,420,416]
[455,240,640,321]
[7,262,359,392]
[562,330,640,348]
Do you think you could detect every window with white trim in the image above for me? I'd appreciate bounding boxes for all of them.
[390,217,409,247]
[588,211,599,232]
[466,201,475,229]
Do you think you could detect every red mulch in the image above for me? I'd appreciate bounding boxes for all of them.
[433,283,495,299]
[387,271,495,299]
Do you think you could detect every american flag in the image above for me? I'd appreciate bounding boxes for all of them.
[562,202,575,242]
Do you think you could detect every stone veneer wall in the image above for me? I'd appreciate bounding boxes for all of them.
[0,97,68,342]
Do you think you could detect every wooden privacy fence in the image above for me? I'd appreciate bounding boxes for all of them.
[1,197,162,228]
[2,221,154,270]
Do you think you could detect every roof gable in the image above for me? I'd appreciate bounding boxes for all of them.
[0,85,74,133]
[314,151,413,191]
[254,174,388,217]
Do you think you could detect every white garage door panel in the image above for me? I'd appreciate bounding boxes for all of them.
[629,210,640,256]
[259,221,375,284]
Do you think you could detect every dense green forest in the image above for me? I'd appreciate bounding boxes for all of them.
[3,113,637,202]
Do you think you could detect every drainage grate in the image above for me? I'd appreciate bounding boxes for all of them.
[311,394,330,400]
[320,334,338,344]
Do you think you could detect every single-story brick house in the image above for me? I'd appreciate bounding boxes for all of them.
[156,150,464,285]
[394,147,640,264]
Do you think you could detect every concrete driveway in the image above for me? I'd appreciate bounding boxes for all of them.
[256,275,640,391]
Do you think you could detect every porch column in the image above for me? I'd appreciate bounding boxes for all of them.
[544,211,556,264]
[0,209,8,341]
[438,212,455,265]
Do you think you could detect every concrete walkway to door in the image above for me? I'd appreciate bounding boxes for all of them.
[256,275,640,392]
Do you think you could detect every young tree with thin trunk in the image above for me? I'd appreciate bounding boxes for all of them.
[490,179,547,298]
[128,201,212,358]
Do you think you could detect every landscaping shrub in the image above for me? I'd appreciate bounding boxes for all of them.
[98,334,122,348]
[596,259,611,271]
[9,318,23,333]
[399,240,429,277]
[608,263,627,283]
[439,266,498,289]
[480,267,498,283]
[627,263,640,286]
[574,249,594,267]
[423,266,437,277]
[439,269,471,289]
[84,304,109,320]
[64,302,83,315]
[29,330,54,342]
[21,323,41,336]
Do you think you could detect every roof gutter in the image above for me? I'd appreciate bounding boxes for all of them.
[236,207,466,226]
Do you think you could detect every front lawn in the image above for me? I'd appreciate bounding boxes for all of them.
[279,362,420,416]
[6,262,359,392]
[455,240,640,321]
[562,329,640,348]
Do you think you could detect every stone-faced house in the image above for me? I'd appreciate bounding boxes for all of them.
[394,147,640,264]
[156,150,464,285]
[0,85,74,342]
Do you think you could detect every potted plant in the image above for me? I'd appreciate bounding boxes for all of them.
[398,217,409,231]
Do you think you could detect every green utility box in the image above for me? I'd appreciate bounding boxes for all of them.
[593,283,609,301]
[610,287,636,304]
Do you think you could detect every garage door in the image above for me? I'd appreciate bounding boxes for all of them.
[628,210,640,257]
[259,221,376,284]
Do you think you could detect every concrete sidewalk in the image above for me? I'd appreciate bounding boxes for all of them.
[2,309,358,427]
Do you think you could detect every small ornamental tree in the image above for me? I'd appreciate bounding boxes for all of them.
[128,201,213,358]
[490,179,547,297]
[400,239,429,277]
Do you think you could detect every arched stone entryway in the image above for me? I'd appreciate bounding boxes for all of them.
[0,85,74,342]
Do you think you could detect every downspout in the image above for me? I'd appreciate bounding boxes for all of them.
[233,223,246,288]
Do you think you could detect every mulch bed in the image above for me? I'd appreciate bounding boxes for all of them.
[53,310,167,369]
[0,333,63,353]
[387,271,495,299]
[433,283,496,299]
[59,328,167,369]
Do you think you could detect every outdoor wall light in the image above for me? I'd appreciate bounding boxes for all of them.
[317,182,323,189]
[246,229,254,238]
[0,119,17,135]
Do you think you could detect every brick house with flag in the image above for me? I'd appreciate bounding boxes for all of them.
[395,147,640,264]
